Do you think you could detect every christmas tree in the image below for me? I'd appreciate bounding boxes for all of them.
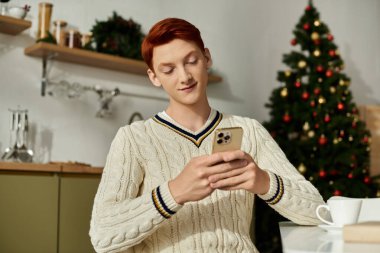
[263,0,379,200]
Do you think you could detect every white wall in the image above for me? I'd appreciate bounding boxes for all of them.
[1,0,379,166]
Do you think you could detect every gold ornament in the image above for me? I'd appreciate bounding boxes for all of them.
[367,147,371,152]
[298,60,307,68]
[329,181,334,185]
[333,138,339,144]
[311,32,319,40]
[298,163,307,174]
[318,78,323,83]
[318,96,326,104]
[314,20,321,27]
[303,122,310,131]
[285,70,292,77]
[313,50,321,57]
[281,87,288,97]
[309,176,314,181]
[308,130,315,138]
[349,136,354,142]
[339,79,346,86]
[338,137,343,142]
[330,86,336,93]
[335,50,340,55]
[346,112,351,117]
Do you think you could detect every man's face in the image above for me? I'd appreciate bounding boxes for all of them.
[147,39,212,107]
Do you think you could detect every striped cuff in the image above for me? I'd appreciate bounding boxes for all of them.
[151,181,183,219]
[258,171,284,205]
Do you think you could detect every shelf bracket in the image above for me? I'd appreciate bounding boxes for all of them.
[41,53,58,96]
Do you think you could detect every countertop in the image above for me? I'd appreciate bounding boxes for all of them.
[0,161,103,174]
[279,221,380,253]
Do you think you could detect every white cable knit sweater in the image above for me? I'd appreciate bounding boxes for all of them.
[89,109,326,253]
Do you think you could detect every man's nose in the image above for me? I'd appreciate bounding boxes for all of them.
[179,66,192,84]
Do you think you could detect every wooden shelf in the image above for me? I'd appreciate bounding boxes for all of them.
[0,161,103,174]
[0,15,31,35]
[24,42,223,83]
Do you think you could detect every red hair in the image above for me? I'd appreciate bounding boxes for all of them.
[141,18,205,70]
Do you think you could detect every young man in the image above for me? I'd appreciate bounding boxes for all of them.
[90,18,326,253]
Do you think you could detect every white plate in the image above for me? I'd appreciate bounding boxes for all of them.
[318,224,343,233]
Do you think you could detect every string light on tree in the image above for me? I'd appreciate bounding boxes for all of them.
[314,20,321,27]
[280,87,288,97]
[311,32,319,40]
[298,60,307,68]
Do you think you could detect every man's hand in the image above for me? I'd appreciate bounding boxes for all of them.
[208,150,270,195]
[168,151,248,205]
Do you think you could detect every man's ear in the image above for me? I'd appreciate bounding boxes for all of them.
[204,48,213,69]
[147,69,161,87]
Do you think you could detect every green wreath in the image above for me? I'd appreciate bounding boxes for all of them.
[89,12,145,60]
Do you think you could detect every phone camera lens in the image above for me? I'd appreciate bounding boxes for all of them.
[224,135,230,141]
[217,139,223,144]
[218,133,224,138]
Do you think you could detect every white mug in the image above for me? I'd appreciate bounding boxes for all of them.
[316,197,362,226]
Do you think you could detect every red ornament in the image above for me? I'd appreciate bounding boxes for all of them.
[329,50,336,57]
[312,111,317,117]
[283,113,291,123]
[319,135,328,145]
[305,5,312,11]
[295,81,302,88]
[330,170,338,176]
[324,114,331,123]
[364,176,371,184]
[337,102,345,110]
[313,88,321,95]
[316,65,324,72]
[310,101,316,107]
[319,170,327,178]
[314,39,321,45]
[339,130,345,137]
[327,34,334,41]
[362,136,369,143]
[348,173,353,179]
[303,23,310,30]
[326,70,334,77]
[315,123,320,129]
[352,107,358,114]
[333,189,342,196]
[270,131,277,138]
[291,38,297,46]
[301,91,310,100]
[352,121,357,128]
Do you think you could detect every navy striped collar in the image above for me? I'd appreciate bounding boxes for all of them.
[152,110,223,147]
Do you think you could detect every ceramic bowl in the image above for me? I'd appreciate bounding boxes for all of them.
[7,6,27,19]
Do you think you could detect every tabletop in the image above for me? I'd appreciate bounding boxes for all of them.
[279,221,380,253]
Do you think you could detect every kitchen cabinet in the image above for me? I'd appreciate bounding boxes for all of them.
[0,162,102,253]
[0,172,59,253]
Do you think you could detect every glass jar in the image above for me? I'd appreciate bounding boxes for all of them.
[65,29,81,48]
[53,20,67,46]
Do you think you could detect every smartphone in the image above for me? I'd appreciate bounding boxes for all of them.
[212,127,243,153]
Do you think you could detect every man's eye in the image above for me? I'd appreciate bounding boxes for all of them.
[187,59,198,65]
[162,68,174,74]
